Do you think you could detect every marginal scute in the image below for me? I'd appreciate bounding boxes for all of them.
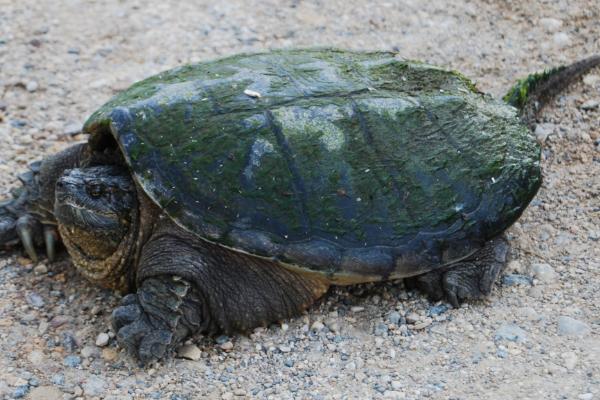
[227,229,280,257]
[339,247,395,277]
[83,49,541,280]
[281,240,342,271]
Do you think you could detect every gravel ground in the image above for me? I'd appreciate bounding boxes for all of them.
[0,1,599,399]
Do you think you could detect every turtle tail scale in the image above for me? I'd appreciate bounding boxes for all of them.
[504,55,600,128]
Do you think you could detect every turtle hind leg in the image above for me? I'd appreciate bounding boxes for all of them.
[405,236,510,307]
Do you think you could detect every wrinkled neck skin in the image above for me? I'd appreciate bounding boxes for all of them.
[58,185,158,293]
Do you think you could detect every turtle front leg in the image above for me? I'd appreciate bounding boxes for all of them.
[1,143,90,261]
[1,164,61,262]
[112,226,329,364]
[112,275,204,365]
[405,236,510,307]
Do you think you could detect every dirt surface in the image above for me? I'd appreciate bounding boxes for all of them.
[0,0,599,399]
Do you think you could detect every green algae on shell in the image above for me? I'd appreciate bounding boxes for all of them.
[83,49,541,283]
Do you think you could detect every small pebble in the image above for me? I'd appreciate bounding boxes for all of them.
[177,344,202,361]
[527,286,543,298]
[387,311,401,325]
[325,318,340,332]
[62,332,78,352]
[374,322,388,336]
[233,389,246,396]
[279,344,291,353]
[80,346,99,358]
[581,100,599,110]
[583,74,600,87]
[26,81,39,92]
[49,315,69,328]
[215,335,229,345]
[557,316,591,337]
[12,377,28,387]
[26,292,45,308]
[95,332,110,347]
[33,264,48,275]
[10,119,27,128]
[220,341,234,351]
[284,358,294,367]
[63,355,81,367]
[534,124,553,143]
[101,348,119,361]
[83,376,106,397]
[553,32,571,48]
[539,17,562,31]
[428,304,449,316]
[578,394,594,400]
[519,307,542,321]
[51,374,65,386]
[495,324,527,343]
[561,351,578,370]
[502,274,533,287]
[350,306,365,313]
[383,390,405,399]
[412,318,432,330]
[405,313,420,324]
[29,385,63,400]
[28,350,44,364]
[90,305,103,315]
[311,320,325,332]
[13,385,29,399]
[531,263,557,283]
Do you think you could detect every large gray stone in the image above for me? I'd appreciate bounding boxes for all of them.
[557,316,591,337]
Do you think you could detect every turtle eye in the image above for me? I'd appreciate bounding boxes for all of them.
[87,184,104,199]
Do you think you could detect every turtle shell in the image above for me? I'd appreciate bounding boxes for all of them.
[83,49,541,283]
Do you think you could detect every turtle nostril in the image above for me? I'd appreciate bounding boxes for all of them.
[56,180,64,189]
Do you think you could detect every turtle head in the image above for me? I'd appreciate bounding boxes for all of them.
[54,165,138,287]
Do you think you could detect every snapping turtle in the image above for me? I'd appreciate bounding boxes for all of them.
[1,49,598,364]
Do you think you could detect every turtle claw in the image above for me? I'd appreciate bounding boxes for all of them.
[1,196,59,262]
[442,266,483,307]
[44,225,58,262]
[16,215,39,262]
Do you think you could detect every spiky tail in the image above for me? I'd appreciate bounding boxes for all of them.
[503,55,600,128]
